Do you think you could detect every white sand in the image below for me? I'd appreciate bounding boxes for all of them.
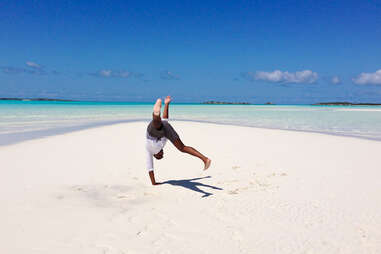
[1,121,381,254]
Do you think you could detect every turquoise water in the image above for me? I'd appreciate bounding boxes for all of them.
[1,100,381,143]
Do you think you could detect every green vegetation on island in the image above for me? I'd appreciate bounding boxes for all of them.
[0,98,75,102]
[313,102,381,106]
[202,101,251,105]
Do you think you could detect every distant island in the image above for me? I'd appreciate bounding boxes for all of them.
[202,101,251,105]
[313,102,381,106]
[0,98,75,102]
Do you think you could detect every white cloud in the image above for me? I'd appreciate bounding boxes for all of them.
[1,65,46,75]
[254,70,318,83]
[331,76,340,84]
[99,70,112,77]
[160,70,180,80]
[353,69,381,85]
[26,61,41,69]
[91,69,143,79]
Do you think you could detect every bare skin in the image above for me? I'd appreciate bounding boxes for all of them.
[149,171,161,185]
[148,96,211,185]
[152,98,162,129]
[172,139,211,169]
[163,96,170,119]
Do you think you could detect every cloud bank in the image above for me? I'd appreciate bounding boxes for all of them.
[353,69,381,85]
[90,70,144,79]
[1,66,34,74]
[241,70,318,84]
[1,66,46,75]
[0,61,51,75]
[255,70,318,83]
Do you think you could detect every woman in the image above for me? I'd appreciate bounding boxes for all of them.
[145,96,211,185]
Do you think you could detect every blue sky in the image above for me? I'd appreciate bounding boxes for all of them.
[1,0,381,103]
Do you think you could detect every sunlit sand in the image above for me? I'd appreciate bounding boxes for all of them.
[1,121,381,253]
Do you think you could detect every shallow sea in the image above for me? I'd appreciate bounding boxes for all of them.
[1,100,381,145]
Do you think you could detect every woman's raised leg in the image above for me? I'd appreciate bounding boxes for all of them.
[152,98,162,129]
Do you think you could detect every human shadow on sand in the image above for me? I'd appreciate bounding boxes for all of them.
[162,176,222,198]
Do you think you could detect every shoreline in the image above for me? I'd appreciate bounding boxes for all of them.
[0,118,148,146]
[2,98,381,106]
[2,118,381,147]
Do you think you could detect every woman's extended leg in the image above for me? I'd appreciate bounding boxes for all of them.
[152,98,162,129]
[172,138,211,170]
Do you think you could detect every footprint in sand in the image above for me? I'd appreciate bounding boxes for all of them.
[73,186,87,192]
[117,195,129,199]
[268,171,288,182]
[232,230,243,242]
[223,170,289,195]
[358,227,367,239]
[95,245,114,254]
[228,189,239,195]
[116,193,138,200]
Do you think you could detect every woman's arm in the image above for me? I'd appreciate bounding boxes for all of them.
[146,148,158,185]
[149,171,160,185]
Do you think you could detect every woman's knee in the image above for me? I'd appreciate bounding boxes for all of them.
[173,139,185,152]
[175,142,185,152]
[178,144,186,152]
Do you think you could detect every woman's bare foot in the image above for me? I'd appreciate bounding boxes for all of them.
[204,158,212,170]
[153,98,162,116]
[164,95,171,104]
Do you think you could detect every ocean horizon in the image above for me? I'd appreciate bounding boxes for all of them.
[1,100,381,145]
